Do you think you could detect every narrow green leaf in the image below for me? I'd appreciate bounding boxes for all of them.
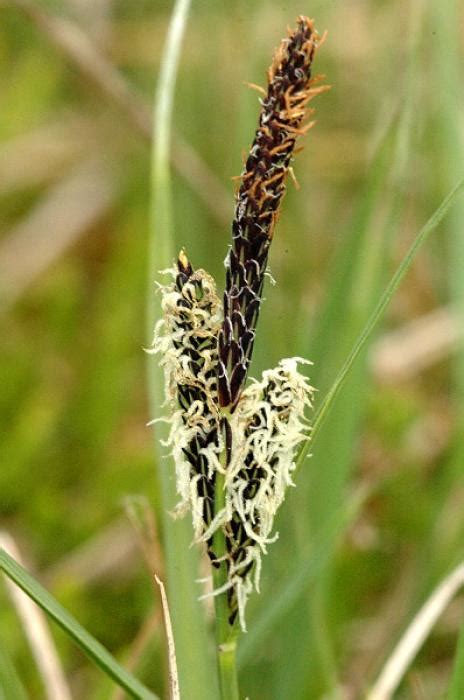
[0,549,158,700]
[298,176,464,466]
[431,0,464,398]
[448,621,464,699]
[148,0,191,296]
[265,57,419,697]
[274,175,464,697]
[147,1,218,698]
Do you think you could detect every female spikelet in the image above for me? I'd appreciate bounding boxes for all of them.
[151,251,222,541]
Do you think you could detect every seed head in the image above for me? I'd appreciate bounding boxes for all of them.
[218,17,328,411]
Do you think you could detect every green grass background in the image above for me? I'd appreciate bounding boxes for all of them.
[1,1,463,698]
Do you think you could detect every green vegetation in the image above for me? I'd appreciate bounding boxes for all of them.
[1,1,463,698]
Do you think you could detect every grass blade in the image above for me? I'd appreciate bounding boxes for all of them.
[147,1,218,698]
[0,548,158,700]
[431,0,464,398]
[262,174,463,699]
[154,576,179,700]
[298,176,464,465]
[367,562,464,700]
[0,532,72,700]
[263,49,419,694]
[149,0,190,289]
[448,621,464,699]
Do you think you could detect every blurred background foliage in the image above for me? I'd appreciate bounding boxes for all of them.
[1,0,463,698]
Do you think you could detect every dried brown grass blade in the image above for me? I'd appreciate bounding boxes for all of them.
[154,575,180,700]
[367,562,464,700]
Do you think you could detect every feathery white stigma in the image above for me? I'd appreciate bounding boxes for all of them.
[150,263,222,538]
[200,358,314,630]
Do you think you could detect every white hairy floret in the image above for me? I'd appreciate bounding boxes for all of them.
[152,266,221,404]
[202,357,315,630]
[149,265,222,537]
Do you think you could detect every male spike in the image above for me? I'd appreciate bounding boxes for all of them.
[217,17,328,411]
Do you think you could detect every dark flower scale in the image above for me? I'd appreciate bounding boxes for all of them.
[217,16,327,411]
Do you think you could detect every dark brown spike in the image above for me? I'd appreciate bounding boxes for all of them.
[218,17,327,410]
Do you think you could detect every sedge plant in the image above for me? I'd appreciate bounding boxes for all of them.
[149,15,328,698]
[148,6,464,699]
[2,3,464,700]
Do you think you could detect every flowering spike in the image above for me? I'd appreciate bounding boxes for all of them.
[150,15,327,636]
[150,253,222,540]
[218,17,327,411]
[224,359,315,629]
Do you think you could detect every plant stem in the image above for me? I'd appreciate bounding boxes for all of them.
[148,1,219,698]
[212,462,240,700]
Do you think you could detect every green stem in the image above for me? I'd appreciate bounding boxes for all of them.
[212,463,240,700]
